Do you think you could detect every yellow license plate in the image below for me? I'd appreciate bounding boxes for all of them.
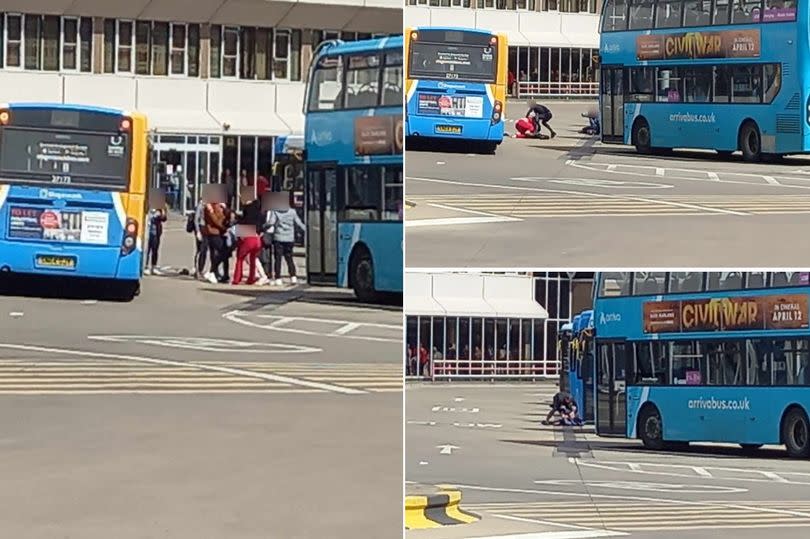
[35,255,77,269]
[435,125,462,134]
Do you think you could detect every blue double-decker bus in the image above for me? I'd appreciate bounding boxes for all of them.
[594,271,810,457]
[0,103,149,300]
[304,36,403,301]
[405,27,508,154]
[600,0,801,161]
[563,310,596,423]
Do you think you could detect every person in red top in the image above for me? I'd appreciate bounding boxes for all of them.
[508,70,516,96]
[256,175,270,198]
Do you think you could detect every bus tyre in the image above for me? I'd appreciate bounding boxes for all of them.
[351,248,377,303]
[482,142,498,155]
[782,407,810,458]
[638,406,665,450]
[739,122,762,162]
[632,119,652,154]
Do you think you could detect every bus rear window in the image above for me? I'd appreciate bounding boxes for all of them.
[308,56,344,112]
[409,42,497,83]
[0,127,131,190]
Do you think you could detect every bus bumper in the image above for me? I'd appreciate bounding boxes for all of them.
[406,116,503,142]
[0,241,142,280]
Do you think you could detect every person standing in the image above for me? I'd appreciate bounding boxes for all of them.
[267,205,305,286]
[203,195,231,284]
[145,204,167,275]
[193,193,208,279]
[231,191,264,285]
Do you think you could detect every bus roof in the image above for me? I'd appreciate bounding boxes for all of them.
[320,35,403,57]
[411,26,497,36]
[561,322,574,332]
[5,102,126,115]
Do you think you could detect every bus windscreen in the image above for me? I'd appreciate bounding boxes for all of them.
[409,42,496,83]
[0,127,130,190]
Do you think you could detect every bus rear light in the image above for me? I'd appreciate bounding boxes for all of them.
[126,221,137,234]
[491,100,503,125]
[0,111,8,125]
[490,37,497,45]
[121,218,138,255]
[411,32,418,40]
[120,118,131,131]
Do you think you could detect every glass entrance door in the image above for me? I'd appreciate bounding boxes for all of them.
[596,341,627,436]
[306,166,338,285]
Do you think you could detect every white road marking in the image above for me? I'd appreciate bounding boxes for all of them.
[81,300,98,305]
[707,172,720,180]
[0,343,365,395]
[406,216,521,227]
[455,397,465,402]
[419,461,429,465]
[8,312,23,318]
[428,201,521,218]
[407,420,437,426]
[655,168,665,176]
[332,322,361,336]
[87,335,320,354]
[268,317,295,328]
[761,471,789,483]
[533,480,746,494]
[223,311,400,343]
[407,176,747,216]
[438,444,459,455]
[762,175,780,185]
[693,467,713,478]
[469,530,627,539]
[253,314,399,330]
[627,463,642,472]
[444,483,810,519]
[492,514,608,532]
[453,422,502,428]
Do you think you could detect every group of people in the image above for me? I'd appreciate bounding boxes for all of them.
[514,101,558,139]
[189,186,305,286]
[543,391,583,426]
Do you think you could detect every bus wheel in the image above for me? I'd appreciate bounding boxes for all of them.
[351,249,377,303]
[633,119,652,154]
[739,121,762,162]
[782,407,810,458]
[638,406,665,450]
[481,142,498,155]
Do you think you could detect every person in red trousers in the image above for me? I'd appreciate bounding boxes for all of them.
[232,190,263,285]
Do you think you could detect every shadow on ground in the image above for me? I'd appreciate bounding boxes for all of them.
[0,274,136,302]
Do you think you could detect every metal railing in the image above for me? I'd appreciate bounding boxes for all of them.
[405,358,560,381]
[512,81,599,98]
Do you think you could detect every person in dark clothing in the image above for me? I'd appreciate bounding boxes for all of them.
[145,205,167,275]
[544,391,574,424]
[203,196,231,284]
[527,102,557,138]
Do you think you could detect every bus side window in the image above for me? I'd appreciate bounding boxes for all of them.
[603,0,630,31]
[713,0,731,23]
[684,0,712,26]
[732,0,763,23]
[628,0,654,29]
[763,64,781,104]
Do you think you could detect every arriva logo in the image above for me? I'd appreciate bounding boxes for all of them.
[39,189,82,200]
[437,82,466,90]
[309,130,334,146]
[602,43,619,53]
[599,312,621,324]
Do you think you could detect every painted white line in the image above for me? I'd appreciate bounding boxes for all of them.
[693,467,713,478]
[491,514,612,532]
[607,164,617,171]
[268,317,295,328]
[87,335,320,354]
[627,463,642,472]
[8,312,23,318]
[0,343,365,395]
[406,216,520,227]
[419,461,429,465]
[223,311,400,344]
[438,444,459,455]
[707,172,720,181]
[455,397,465,402]
[407,176,747,216]
[763,175,780,185]
[332,322,361,336]
[428,201,519,218]
[407,420,437,426]
[446,483,810,519]
[761,471,789,483]
[468,530,627,539]
[253,314,400,330]
[81,300,98,305]
[655,168,665,176]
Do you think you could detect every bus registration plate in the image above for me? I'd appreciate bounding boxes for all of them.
[35,254,77,270]
[436,125,462,134]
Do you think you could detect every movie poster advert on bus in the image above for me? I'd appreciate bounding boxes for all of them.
[636,30,760,61]
[7,206,110,244]
[417,94,485,119]
[354,115,403,156]
[643,294,809,334]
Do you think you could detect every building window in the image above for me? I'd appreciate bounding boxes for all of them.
[24,14,41,70]
[188,24,199,77]
[135,21,150,74]
[103,19,115,72]
[210,24,222,78]
[170,23,186,75]
[273,29,291,80]
[223,26,239,78]
[0,15,4,69]
[116,20,133,72]
[4,14,22,68]
[290,29,301,81]
[40,15,59,71]
[152,22,169,76]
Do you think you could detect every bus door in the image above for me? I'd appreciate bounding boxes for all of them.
[582,346,595,423]
[600,67,624,144]
[596,341,627,436]
[305,166,338,285]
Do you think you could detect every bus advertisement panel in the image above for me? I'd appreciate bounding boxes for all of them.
[304,36,403,301]
[599,0,802,161]
[593,271,810,457]
[0,103,148,300]
[405,27,508,153]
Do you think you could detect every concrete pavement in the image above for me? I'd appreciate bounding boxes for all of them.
[0,242,402,538]
[405,102,810,267]
[406,382,810,539]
